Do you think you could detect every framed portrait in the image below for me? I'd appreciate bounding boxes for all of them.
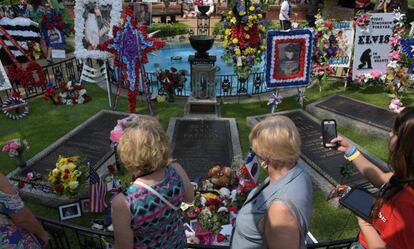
[74,0,122,59]
[133,3,152,26]
[58,202,82,221]
[44,28,65,47]
[266,29,313,89]
[79,198,90,213]
[0,60,12,91]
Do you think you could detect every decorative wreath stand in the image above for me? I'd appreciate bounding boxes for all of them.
[98,8,165,114]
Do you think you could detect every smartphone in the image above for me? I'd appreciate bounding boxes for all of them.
[339,188,375,221]
[322,119,337,148]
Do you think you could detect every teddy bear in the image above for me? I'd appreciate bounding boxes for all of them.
[207,165,232,188]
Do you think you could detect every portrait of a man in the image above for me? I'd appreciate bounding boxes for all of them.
[277,43,301,76]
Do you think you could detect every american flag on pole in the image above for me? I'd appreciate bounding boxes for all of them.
[240,149,260,187]
[89,163,107,213]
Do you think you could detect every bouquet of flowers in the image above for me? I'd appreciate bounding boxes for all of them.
[222,0,266,79]
[44,81,91,105]
[48,156,86,196]
[2,138,29,158]
[157,67,187,95]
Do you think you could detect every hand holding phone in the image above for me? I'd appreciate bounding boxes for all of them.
[322,119,337,148]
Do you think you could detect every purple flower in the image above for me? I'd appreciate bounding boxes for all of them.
[237,0,245,12]
[258,20,266,25]
[241,16,248,23]
[247,55,253,65]
[222,20,227,27]
[255,7,262,13]
[229,46,235,51]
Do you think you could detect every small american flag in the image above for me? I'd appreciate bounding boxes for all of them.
[89,163,107,213]
[241,149,260,187]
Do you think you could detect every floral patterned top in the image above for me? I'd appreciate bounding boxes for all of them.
[123,166,187,249]
[0,187,42,249]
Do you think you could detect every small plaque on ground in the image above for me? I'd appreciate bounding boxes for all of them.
[315,95,396,131]
[18,111,128,178]
[189,104,216,114]
[171,120,233,179]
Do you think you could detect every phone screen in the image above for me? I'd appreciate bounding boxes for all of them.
[339,188,375,221]
[322,120,337,148]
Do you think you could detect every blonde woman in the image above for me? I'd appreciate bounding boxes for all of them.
[112,116,193,249]
[230,116,312,249]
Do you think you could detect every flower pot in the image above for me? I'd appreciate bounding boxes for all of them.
[15,154,26,169]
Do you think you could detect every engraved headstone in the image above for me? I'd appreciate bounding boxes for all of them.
[171,120,233,179]
[247,110,390,188]
[191,64,216,99]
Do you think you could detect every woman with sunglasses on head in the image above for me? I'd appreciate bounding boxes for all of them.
[330,107,414,249]
[230,116,312,249]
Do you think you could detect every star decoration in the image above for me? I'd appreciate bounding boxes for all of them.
[98,8,165,114]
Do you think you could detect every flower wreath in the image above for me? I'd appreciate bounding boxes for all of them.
[265,29,313,88]
[2,96,29,120]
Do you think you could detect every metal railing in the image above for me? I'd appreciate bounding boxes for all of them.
[36,215,357,249]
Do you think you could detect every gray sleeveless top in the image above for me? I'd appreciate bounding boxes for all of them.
[230,162,312,249]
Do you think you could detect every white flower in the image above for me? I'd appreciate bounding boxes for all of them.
[380,74,387,82]
[218,207,229,213]
[68,181,79,190]
[387,60,398,69]
[201,208,212,217]
[219,187,231,198]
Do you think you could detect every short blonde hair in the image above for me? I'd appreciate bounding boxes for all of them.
[117,116,171,175]
[249,116,301,168]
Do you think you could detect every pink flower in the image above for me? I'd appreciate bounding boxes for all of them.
[2,144,9,153]
[26,172,34,180]
[355,75,365,83]
[110,126,124,143]
[370,70,381,78]
[8,141,19,150]
[389,51,401,60]
[390,36,399,46]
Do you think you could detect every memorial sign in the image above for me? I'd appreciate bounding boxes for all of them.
[352,13,394,80]
[171,120,233,179]
[328,21,354,68]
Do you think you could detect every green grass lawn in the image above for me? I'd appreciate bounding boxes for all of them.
[1,81,413,241]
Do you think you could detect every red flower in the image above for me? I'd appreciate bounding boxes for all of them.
[63,174,69,180]
[74,84,84,91]
[170,67,177,73]
[217,233,225,243]
[107,164,115,174]
[179,69,187,76]
[64,169,70,174]
[157,72,164,79]
[18,181,25,189]
[11,91,21,98]
[194,207,201,214]
[54,184,63,193]
[59,83,68,91]
[48,23,55,30]
[44,88,56,98]
[228,207,238,213]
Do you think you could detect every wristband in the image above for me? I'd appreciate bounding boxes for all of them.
[345,145,357,157]
[345,150,361,161]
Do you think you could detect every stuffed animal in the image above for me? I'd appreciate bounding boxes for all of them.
[208,166,232,188]
[389,98,405,113]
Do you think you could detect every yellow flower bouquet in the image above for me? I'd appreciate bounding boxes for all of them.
[48,156,86,197]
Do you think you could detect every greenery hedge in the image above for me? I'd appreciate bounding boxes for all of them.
[148,22,189,38]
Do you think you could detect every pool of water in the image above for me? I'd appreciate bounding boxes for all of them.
[144,43,264,75]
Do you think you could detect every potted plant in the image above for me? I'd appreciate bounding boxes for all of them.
[157,67,187,102]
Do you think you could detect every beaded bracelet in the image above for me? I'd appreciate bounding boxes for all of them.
[345,150,361,161]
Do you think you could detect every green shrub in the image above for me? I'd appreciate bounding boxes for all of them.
[148,22,189,38]
[213,22,223,36]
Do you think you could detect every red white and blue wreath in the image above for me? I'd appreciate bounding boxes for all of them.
[265,29,313,89]
[2,96,29,120]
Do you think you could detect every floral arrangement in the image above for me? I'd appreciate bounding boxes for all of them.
[222,0,266,79]
[44,81,91,105]
[48,156,85,196]
[313,13,337,91]
[109,114,139,144]
[193,0,203,6]
[355,12,371,28]
[157,67,187,95]
[181,163,257,245]
[2,138,29,158]
[354,70,386,84]
[384,9,408,112]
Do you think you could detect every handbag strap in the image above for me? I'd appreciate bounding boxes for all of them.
[133,180,180,211]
